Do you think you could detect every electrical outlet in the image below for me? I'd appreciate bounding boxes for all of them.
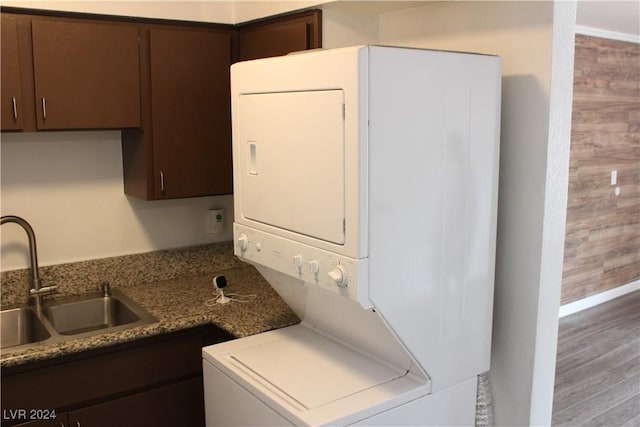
[207,209,224,235]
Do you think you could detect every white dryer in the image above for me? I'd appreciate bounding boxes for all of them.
[203,45,501,426]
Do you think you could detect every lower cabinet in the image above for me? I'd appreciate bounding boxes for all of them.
[68,378,204,427]
[12,379,202,427]
[2,326,234,427]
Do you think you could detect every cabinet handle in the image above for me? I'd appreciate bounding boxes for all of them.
[41,97,47,121]
[75,420,81,427]
[11,97,17,121]
[159,171,165,193]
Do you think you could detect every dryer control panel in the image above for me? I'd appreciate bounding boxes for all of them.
[233,224,370,308]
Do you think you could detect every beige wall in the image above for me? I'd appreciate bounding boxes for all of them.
[0,1,236,22]
[0,0,323,23]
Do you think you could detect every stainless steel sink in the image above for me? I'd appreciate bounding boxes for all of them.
[43,296,146,335]
[0,289,156,352]
[0,307,52,349]
[41,290,156,337]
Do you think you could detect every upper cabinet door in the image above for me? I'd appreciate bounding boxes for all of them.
[238,10,322,62]
[31,19,141,130]
[149,27,232,199]
[239,21,309,61]
[1,15,24,131]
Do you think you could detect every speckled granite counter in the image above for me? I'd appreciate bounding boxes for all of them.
[0,263,300,368]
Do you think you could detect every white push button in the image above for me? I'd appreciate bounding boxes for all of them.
[309,260,320,274]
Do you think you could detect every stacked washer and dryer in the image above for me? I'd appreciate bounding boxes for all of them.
[202,45,501,426]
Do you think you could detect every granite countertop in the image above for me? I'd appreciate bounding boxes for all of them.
[0,264,300,368]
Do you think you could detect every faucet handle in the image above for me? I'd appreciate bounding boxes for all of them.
[100,282,112,297]
[30,285,57,297]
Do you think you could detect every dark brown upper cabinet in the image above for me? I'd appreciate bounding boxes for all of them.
[150,28,232,199]
[238,10,322,61]
[1,13,141,132]
[31,19,141,130]
[122,25,233,200]
[1,15,24,131]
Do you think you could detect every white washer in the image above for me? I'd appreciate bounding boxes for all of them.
[203,45,502,426]
[203,324,479,426]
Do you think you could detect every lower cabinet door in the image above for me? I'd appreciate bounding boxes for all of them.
[67,377,204,427]
[13,414,68,427]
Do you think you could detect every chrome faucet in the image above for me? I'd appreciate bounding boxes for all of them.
[100,282,112,297]
[1,215,57,309]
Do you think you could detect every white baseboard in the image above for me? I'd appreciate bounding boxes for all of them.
[575,25,640,43]
[559,280,640,318]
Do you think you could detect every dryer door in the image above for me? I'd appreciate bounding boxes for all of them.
[237,90,345,245]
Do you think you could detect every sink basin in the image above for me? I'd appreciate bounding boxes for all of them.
[0,289,156,353]
[0,307,51,349]
[44,296,139,335]
[42,290,156,336]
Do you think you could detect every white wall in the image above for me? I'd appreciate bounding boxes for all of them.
[576,0,640,39]
[323,1,576,425]
[1,131,233,271]
[233,0,325,23]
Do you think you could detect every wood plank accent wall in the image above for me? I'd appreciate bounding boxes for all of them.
[562,34,640,305]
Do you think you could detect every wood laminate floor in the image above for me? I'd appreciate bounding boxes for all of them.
[552,290,640,426]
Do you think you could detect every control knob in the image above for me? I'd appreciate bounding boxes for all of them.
[327,265,348,287]
[237,233,249,251]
